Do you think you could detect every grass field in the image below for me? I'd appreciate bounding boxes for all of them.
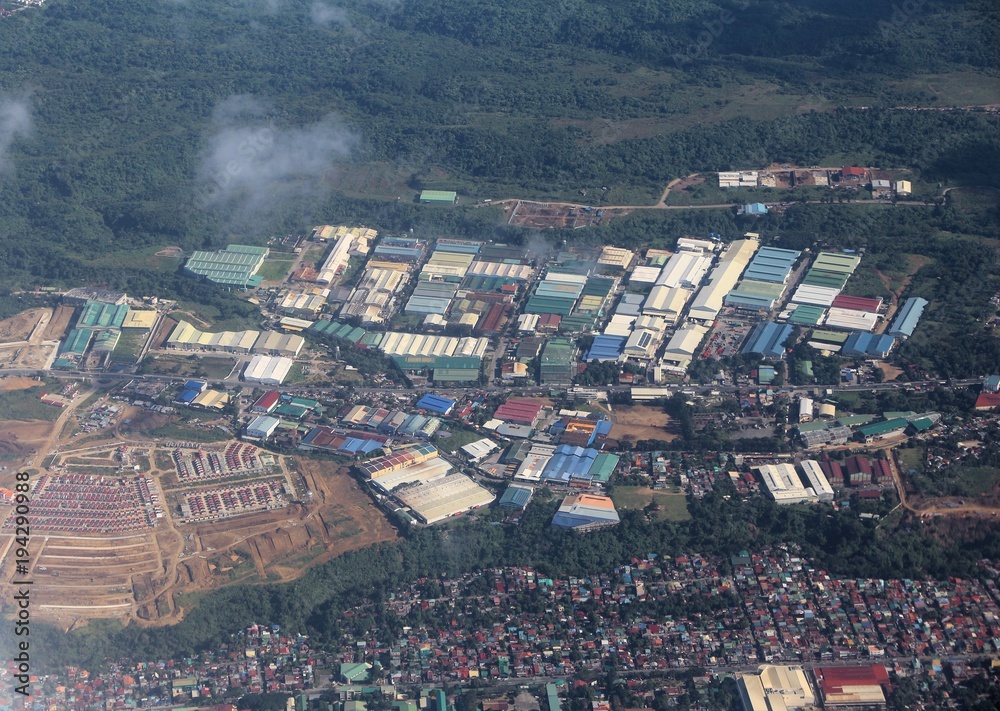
[140,354,236,380]
[255,258,296,283]
[434,427,484,454]
[150,421,231,443]
[110,329,147,364]
[0,382,62,421]
[612,486,691,522]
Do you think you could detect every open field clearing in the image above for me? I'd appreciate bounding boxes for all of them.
[609,405,677,442]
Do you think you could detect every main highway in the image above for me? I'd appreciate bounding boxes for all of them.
[0,365,983,400]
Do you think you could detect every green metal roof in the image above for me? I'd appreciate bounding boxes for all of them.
[789,304,827,326]
[810,329,850,344]
[419,190,457,203]
[858,417,908,436]
[62,328,93,355]
[77,300,129,329]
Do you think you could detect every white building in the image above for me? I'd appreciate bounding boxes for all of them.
[244,355,295,385]
[245,415,280,440]
[799,460,835,501]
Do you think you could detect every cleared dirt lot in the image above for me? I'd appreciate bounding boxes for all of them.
[0,308,47,343]
[43,305,75,341]
[0,376,42,392]
[0,447,397,628]
[610,405,677,442]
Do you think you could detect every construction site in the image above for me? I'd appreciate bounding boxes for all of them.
[0,391,397,628]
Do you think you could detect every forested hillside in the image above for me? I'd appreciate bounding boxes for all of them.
[0,0,997,291]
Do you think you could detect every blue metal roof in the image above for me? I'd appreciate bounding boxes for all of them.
[742,246,800,283]
[416,393,456,415]
[842,332,896,357]
[741,322,795,359]
[887,297,928,338]
[584,335,625,361]
[176,388,199,403]
[499,485,533,509]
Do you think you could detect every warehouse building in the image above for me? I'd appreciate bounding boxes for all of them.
[166,322,259,353]
[584,335,625,362]
[718,170,758,188]
[540,337,577,384]
[687,238,759,322]
[887,297,928,338]
[279,291,329,317]
[799,459,835,501]
[737,665,815,711]
[787,304,827,326]
[184,244,269,288]
[642,285,690,324]
[725,279,787,312]
[623,329,659,360]
[741,322,795,360]
[461,438,499,462]
[60,328,93,357]
[597,245,635,270]
[77,300,130,329]
[253,331,305,357]
[661,323,709,370]
[741,246,801,284]
[91,329,121,352]
[628,265,662,286]
[831,294,882,313]
[121,310,157,329]
[841,332,896,358]
[814,665,888,708]
[314,226,374,284]
[396,473,495,524]
[655,251,713,289]
[419,190,458,205]
[790,283,841,307]
[244,415,280,440]
[243,355,294,385]
[757,464,813,504]
[824,307,879,332]
[405,280,459,315]
[416,393,456,416]
[498,484,534,510]
[514,444,556,482]
[466,261,533,281]
[62,287,127,306]
[551,494,620,532]
[495,398,545,426]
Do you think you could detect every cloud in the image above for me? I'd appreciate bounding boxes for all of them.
[195,96,355,229]
[311,1,350,28]
[0,95,32,175]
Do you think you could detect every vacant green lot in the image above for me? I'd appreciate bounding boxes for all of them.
[140,355,235,380]
[612,486,691,522]
[0,382,62,422]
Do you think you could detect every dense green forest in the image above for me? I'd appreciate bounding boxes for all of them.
[0,0,998,291]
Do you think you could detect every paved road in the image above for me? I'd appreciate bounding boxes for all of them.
[0,366,983,400]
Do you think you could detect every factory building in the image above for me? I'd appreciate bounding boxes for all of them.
[725,280,787,312]
[887,297,928,339]
[737,665,815,711]
[184,244,268,288]
[741,246,801,284]
[661,324,709,370]
[741,322,795,360]
[244,415,280,440]
[551,494,620,532]
[243,355,294,385]
[313,226,374,284]
[166,322,259,354]
[824,307,879,332]
[756,464,816,504]
[687,238,759,322]
[253,331,305,358]
[799,460,835,501]
[419,190,458,205]
[642,285,690,324]
[655,251,713,290]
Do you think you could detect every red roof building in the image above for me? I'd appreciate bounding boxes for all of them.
[494,398,544,426]
[252,390,281,413]
[975,393,1000,411]
[831,295,883,313]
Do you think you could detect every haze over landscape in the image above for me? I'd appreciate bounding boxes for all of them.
[0,1,999,709]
